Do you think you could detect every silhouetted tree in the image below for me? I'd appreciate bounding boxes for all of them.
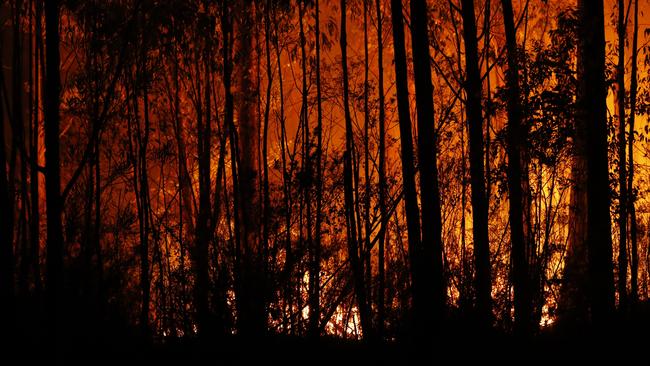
[375,0,387,339]
[461,0,492,328]
[44,0,64,340]
[341,0,373,340]
[409,0,446,337]
[629,0,640,305]
[501,0,533,336]
[236,0,265,336]
[0,21,15,336]
[310,0,323,338]
[615,0,628,311]
[577,0,616,328]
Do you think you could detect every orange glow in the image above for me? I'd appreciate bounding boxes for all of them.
[1,0,649,352]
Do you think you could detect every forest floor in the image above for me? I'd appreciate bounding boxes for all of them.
[10,303,650,365]
[15,323,648,365]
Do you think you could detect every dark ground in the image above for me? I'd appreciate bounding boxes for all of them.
[7,322,648,365]
[7,302,650,365]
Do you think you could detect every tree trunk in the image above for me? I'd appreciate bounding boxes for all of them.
[0,30,15,335]
[271,9,294,333]
[484,0,492,209]
[262,0,273,335]
[409,0,446,335]
[311,0,323,338]
[236,0,265,336]
[460,0,492,328]
[13,0,29,297]
[577,0,616,328]
[629,0,639,305]
[389,0,422,338]
[362,0,373,317]
[94,143,103,310]
[615,0,628,311]
[501,0,533,336]
[171,45,195,334]
[128,72,152,338]
[375,0,387,340]
[30,0,43,295]
[297,0,316,337]
[194,33,212,337]
[559,133,590,325]
[140,30,152,342]
[222,0,245,335]
[44,0,64,339]
[341,0,373,340]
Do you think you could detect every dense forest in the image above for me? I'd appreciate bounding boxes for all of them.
[2,0,650,360]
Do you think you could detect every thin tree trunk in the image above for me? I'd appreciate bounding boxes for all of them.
[236,0,264,336]
[88,12,104,312]
[484,0,492,207]
[363,0,372,314]
[297,0,315,337]
[341,0,373,340]
[389,0,423,338]
[460,105,469,309]
[222,0,244,335]
[310,0,323,338]
[616,0,628,311]
[94,142,103,308]
[129,72,152,339]
[13,0,29,297]
[501,0,533,336]
[44,0,64,340]
[126,22,153,338]
[171,45,195,334]
[262,0,273,334]
[461,0,492,329]
[194,32,212,337]
[453,3,470,307]
[375,0,387,340]
[141,37,152,343]
[82,155,94,298]
[272,10,294,333]
[31,0,43,295]
[629,0,639,305]
[210,125,228,334]
[0,27,15,335]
